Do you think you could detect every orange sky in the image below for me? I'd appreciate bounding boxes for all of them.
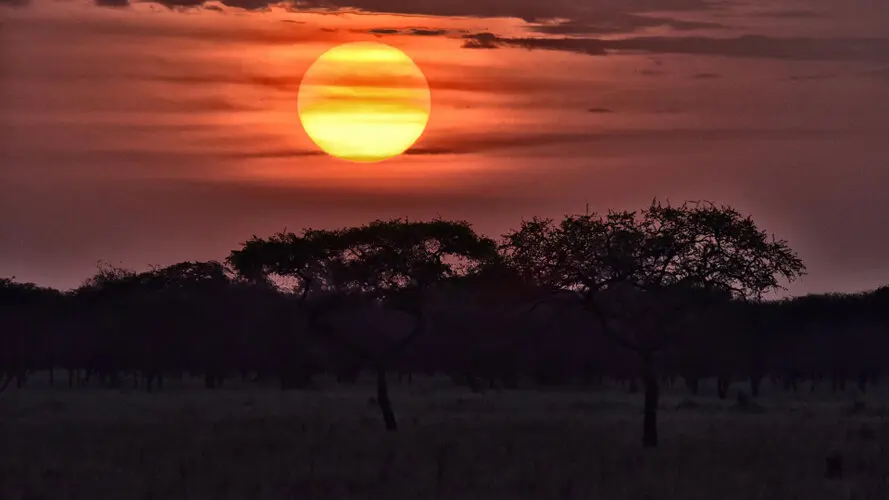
[2,0,889,294]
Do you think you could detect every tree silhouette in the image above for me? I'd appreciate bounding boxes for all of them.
[501,200,805,447]
[10,208,889,453]
[229,218,498,430]
[0,278,62,392]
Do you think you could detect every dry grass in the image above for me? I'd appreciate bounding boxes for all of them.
[0,378,887,500]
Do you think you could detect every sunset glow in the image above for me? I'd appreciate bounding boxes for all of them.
[4,0,889,294]
[297,42,431,163]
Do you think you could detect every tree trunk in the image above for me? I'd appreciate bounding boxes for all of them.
[376,364,398,432]
[717,373,730,399]
[750,375,762,397]
[857,372,868,394]
[685,375,699,395]
[504,369,518,390]
[466,371,482,393]
[641,353,659,448]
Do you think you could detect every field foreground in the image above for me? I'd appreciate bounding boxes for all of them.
[0,378,887,500]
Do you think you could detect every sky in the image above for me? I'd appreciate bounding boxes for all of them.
[1,0,888,294]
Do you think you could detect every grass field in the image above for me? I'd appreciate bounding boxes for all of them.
[1,377,887,500]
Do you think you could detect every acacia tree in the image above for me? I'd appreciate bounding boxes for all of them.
[327,219,499,429]
[229,218,498,431]
[228,229,341,389]
[501,200,805,447]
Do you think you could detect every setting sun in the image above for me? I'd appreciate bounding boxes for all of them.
[297,42,431,163]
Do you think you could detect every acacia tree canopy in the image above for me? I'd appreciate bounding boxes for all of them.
[229,219,498,310]
[501,200,807,351]
[323,218,499,310]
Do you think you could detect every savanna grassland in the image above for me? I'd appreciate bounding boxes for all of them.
[1,376,887,500]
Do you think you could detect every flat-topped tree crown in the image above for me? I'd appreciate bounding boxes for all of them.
[324,218,498,310]
[228,219,498,309]
[503,200,805,303]
[228,230,342,301]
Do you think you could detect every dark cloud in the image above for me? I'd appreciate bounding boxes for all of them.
[785,73,836,82]
[744,9,824,19]
[80,0,722,31]
[95,0,129,6]
[528,14,723,36]
[205,127,835,160]
[587,107,614,113]
[462,33,610,54]
[20,14,338,45]
[224,133,597,158]
[359,27,457,37]
[148,73,301,92]
[461,33,889,63]
[462,32,499,49]
[223,149,325,159]
[140,64,588,96]
[152,0,206,7]
[402,127,850,156]
[0,0,29,7]
[152,0,716,21]
[861,67,889,80]
[410,28,449,36]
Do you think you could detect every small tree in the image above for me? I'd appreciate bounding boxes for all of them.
[501,200,805,447]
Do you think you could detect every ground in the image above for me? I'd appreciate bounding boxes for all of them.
[0,376,886,500]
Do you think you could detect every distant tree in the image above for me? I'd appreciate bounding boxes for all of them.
[501,200,805,447]
[0,278,62,392]
[142,261,232,390]
[322,219,498,429]
[229,219,499,431]
[229,229,343,389]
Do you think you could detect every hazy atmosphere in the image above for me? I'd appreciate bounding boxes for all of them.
[3,0,889,293]
[3,2,889,499]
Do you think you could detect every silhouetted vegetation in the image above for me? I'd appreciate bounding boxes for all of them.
[2,200,889,498]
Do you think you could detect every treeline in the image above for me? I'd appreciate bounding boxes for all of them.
[2,201,887,446]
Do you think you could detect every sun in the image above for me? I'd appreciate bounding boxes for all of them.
[297,42,431,163]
